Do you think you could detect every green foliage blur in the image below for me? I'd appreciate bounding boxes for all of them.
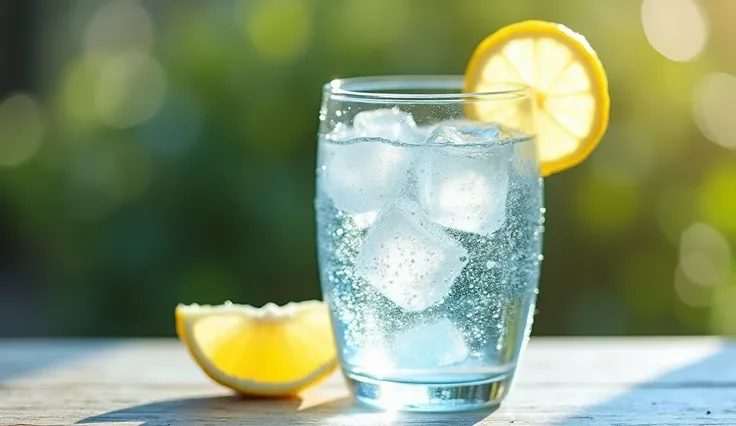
[1,0,736,336]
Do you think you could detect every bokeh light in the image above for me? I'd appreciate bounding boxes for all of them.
[58,55,105,128]
[674,266,712,308]
[699,160,736,236]
[236,0,313,62]
[0,93,44,167]
[678,222,731,287]
[641,0,708,62]
[84,0,154,54]
[94,52,168,128]
[693,72,736,150]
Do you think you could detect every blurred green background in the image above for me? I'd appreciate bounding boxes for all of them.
[0,0,735,337]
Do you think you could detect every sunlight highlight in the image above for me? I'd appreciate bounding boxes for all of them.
[678,222,731,287]
[693,72,736,150]
[641,0,708,62]
[298,383,350,411]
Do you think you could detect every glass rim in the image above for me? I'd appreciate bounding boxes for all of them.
[324,75,530,104]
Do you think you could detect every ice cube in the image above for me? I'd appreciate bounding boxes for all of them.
[325,122,355,141]
[353,107,417,140]
[320,139,413,213]
[413,125,432,144]
[356,199,468,311]
[417,124,514,235]
[426,121,503,144]
[393,318,468,368]
[424,119,521,144]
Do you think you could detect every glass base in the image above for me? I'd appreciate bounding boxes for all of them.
[346,372,512,412]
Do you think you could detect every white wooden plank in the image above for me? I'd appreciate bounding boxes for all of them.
[0,338,734,425]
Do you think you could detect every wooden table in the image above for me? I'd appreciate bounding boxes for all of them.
[1,338,734,425]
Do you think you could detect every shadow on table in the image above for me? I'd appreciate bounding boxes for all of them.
[555,342,736,426]
[0,340,113,383]
[76,393,494,425]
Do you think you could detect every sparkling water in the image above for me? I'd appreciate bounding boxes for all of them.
[315,109,544,387]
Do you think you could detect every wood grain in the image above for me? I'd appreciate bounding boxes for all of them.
[1,338,735,425]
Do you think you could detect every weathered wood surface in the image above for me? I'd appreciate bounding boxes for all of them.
[1,338,735,425]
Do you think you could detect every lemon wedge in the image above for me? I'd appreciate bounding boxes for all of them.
[464,20,610,176]
[176,300,338,396]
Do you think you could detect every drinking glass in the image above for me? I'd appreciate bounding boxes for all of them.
[315,76,543,412]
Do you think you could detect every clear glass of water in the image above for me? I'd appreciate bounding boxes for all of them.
[315,76,543,412]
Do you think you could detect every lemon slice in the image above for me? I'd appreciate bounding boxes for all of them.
[176,300,338,396]
[464,20,610,176]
